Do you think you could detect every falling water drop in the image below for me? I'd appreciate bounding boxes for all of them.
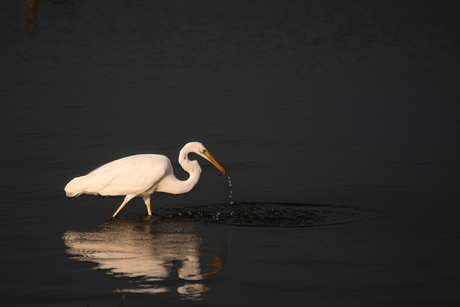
[228,177,233,204]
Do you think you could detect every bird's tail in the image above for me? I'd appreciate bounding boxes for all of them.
[64,177,86,197]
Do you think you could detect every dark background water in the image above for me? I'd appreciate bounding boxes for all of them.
[1,0,460,306]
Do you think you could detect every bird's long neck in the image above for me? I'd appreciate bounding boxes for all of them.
[158,148,202,195]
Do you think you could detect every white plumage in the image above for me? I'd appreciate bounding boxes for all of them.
[65,142,229,217]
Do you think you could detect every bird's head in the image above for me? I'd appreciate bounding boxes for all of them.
[187,142,229,177]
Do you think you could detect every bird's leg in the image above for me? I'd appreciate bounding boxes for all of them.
[142,195,152,216]
[112,195,135,218]
[112,201,127,218]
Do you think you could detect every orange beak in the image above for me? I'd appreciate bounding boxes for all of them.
[204,151,229,177]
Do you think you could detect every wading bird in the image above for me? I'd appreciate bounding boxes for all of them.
[65,142,229,217]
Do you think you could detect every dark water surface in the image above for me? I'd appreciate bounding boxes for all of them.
[1,1,460,306]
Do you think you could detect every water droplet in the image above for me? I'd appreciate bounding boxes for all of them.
[228,176,234,204]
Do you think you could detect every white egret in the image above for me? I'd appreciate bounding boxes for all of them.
[65,142,229,217]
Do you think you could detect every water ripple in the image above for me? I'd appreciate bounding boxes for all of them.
[141,202,385,227]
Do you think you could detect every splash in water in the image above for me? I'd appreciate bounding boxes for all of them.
[150,202,384,227]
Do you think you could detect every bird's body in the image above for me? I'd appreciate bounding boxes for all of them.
[65,142,228,217]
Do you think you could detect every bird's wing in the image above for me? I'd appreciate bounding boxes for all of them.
[67,154,171,197]
[97,154,170,196]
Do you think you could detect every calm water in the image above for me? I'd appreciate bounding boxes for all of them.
[1,1,460,306]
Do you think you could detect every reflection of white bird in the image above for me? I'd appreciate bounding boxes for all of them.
[63,220,227,299]
[65,142,229,217]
